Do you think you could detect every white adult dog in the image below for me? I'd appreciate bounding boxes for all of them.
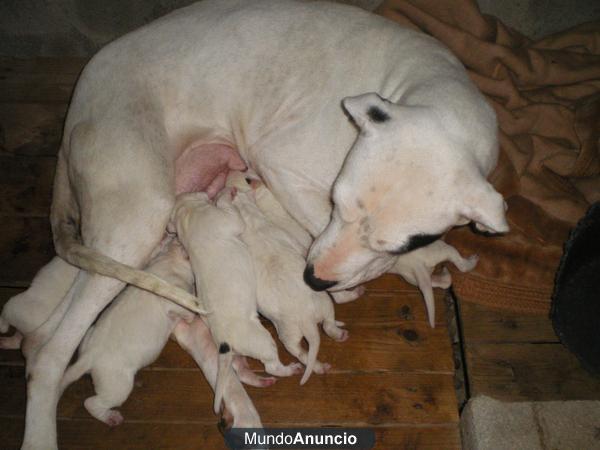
[16,1,507,447]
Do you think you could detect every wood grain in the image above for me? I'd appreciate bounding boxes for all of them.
[0,103,66,156]
[0,155,56,217]
[0,217,54,286]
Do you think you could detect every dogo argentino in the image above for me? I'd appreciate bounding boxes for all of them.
[17,1,507,447]
[59,239,266,428]
[233,186,348,385]
[170,189,302,414]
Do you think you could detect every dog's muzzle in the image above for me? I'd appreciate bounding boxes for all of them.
[303,264,337,291]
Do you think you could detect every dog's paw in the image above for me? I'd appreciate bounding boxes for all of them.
[314,361,332,374]
[290,362,304,375]
[104,409,124,427]
[336,329,350,343]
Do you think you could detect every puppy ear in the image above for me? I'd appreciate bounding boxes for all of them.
[462,180,509,234]
[342,93,391,134]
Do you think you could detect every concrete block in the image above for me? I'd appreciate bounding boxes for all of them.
[462,395,600,450]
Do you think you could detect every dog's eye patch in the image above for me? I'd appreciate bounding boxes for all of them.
[389,233,443,255]
[367,106,390,123]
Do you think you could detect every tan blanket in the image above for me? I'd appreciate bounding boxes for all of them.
[376,0,600,313]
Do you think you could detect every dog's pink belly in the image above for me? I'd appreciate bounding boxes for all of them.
[175,143,247,198]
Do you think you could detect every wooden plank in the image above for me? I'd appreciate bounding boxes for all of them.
[0,103,66,156]
[466,342,600,401]
[0,71,79,103]
[0,58,85,104]
[459,300,558,344]
[0,217,54,286]
[1,286,454,374]
[0,417,460,450]
[0,366,458,425]
[0,57,87,75]
[0,155,56,217]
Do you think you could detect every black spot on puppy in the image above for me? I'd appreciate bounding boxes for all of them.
[367,106,390,123]
[219,342,230,354]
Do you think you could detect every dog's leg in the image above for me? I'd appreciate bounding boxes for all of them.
[172,319,264,428]
[22,122,173,450]
[84,368,133,427]
[330,286,366,304]
[240,323,303,378]
[279,328,331,378]
[231,356,276,388]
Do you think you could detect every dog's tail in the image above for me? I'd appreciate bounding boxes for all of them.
[414,267,436,329]
[214,342,234,414]
[300,324,321,385]
[49,151,205,315]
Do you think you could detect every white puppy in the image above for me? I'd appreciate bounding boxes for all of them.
[171,189,301,414]
[60,239,266,427]
[233,186,348,385]
[226,172,366,306]
[391,241,478,328]
[0,257,79,350]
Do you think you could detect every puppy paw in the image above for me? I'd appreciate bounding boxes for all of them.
[338,329,350,342]
[331,286,365,304]
[431,267,452,289]
[290,362,305,375]
[104,409,124,427]
[257,376,277,388]
[314,362,332,374]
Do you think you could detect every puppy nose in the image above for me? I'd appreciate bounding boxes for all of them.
[303,264,337,291]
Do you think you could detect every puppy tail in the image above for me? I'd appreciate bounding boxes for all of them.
[214,342,234,414]
[415,267,436,329]
[300,325,320,385]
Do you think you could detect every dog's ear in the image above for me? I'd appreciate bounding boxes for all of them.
[342,93,392,134]
[461,180,509,234]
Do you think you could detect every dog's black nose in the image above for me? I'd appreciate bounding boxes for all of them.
[303,264,337,291]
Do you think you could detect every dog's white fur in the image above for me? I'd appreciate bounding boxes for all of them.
[19,1,507,446]
[59,239,264,427]
[390,242,478,328]
[0,257,78,351]
[233,186,348,385]
[170,189,301,414]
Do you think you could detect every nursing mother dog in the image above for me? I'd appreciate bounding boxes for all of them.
[17,0,508,448]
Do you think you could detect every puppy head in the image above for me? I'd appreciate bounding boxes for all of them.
[305,93,507,291]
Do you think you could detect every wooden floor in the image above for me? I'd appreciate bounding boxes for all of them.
[2,56,599,450]
[458,300,600,403]
[0,58,460,449]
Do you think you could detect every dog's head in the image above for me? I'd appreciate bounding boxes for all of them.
[305,93,508,291]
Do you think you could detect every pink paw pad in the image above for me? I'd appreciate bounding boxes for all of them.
[337,329,350,342]
[260,377,277,387]
[105,410,124,427]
